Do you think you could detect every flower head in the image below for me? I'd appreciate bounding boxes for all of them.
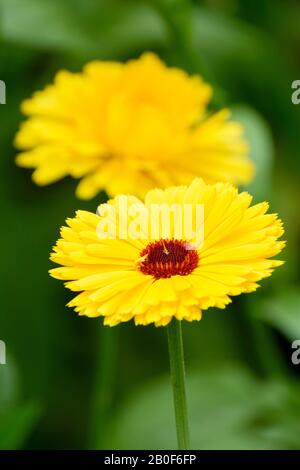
[49,178,284,326]
[16,53,253,199]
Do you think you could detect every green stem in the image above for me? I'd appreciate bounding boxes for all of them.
[88,326,119,449]
[167,319,190,450]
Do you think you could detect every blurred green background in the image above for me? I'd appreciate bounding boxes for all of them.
[1,0,300,450]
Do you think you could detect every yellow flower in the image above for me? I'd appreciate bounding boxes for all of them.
[49,178,284,326]
[16,53,253,199]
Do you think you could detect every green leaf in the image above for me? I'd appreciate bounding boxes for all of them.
[192,6,300,173]
[0,361,40,449]
[0,0,168,59]
[231,105,274,201]
[107,366,300,450]
[0,358,19,407]
[0,403,40,450]
[257,288,300,341]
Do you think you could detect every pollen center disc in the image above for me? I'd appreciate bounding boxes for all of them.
[138,239,199,279]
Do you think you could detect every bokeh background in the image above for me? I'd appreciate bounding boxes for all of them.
[1,0,300,450]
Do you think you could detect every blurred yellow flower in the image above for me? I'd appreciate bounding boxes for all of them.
[49,178,284,326]
[16,53,253,199]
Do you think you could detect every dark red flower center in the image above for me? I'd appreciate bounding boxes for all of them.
[138,239,199,279]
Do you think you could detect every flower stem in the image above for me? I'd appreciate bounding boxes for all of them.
[88,326,119,449]
[167,319,190,450]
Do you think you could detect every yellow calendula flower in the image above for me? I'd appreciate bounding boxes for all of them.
[16,53,253,199]
[49,178,284,327]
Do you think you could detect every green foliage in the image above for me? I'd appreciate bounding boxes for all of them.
[257,288,300,341]
[231,106,274,201]
[0,0,168,59]
[108,366,300,450]
[0,361,40,449]
[0,0,299,450]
